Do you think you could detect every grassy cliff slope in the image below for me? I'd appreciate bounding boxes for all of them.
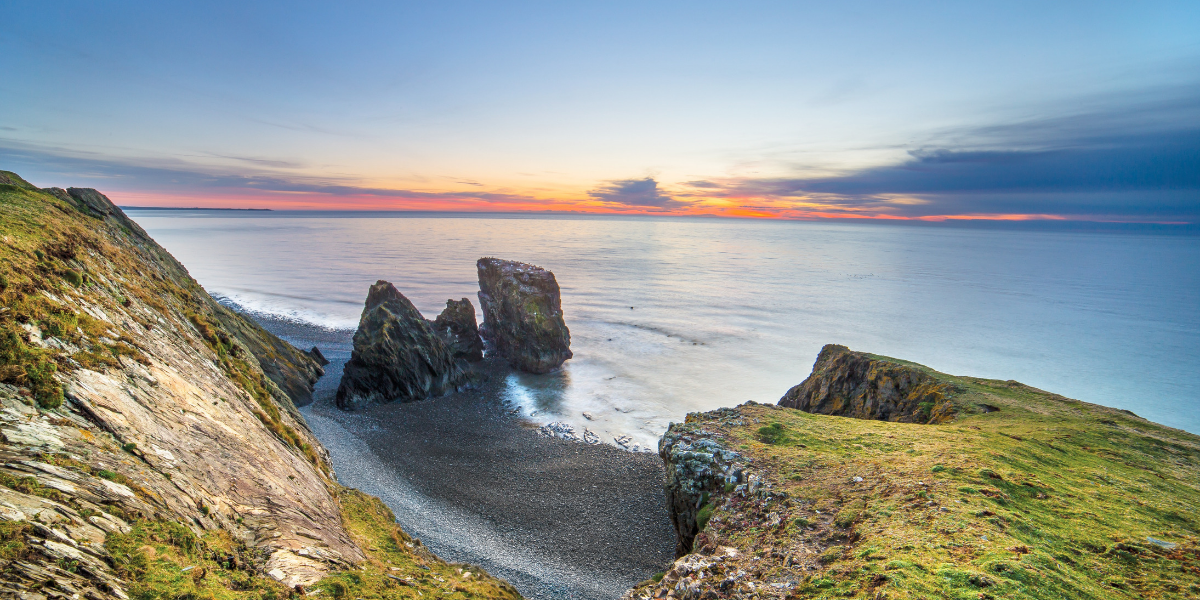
[0,172,520,599]
[629,345,1200,600]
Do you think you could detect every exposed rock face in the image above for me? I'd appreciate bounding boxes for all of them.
[476,258,571,373]
[432,298,484,362]
[0,180,360,593]
[336,281,466,410]
[778,344,958,423]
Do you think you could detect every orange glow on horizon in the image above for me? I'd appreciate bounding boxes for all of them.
[106,190,1184,225]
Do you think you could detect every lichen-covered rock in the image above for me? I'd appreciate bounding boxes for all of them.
[660,413,747,557]
[476,258,571,373]
[778,344,959,423]
[432,298,483,362]
[336,281,466,410]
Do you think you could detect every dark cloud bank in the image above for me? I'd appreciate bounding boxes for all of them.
[587,177,677,208]
[707,91,1200,223]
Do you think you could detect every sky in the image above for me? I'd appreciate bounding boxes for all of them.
[2,1,1199,221]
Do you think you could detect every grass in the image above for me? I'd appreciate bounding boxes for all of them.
[685,360,1200,600]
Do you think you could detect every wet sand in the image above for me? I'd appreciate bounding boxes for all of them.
[255,314,676,600]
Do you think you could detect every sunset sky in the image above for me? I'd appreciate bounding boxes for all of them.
[3,1,1199,221]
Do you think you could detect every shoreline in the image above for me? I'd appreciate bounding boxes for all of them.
[250,312,675,600]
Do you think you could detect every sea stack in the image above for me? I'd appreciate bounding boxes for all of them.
[432,298,485,362]
[477,258,572,373]
[336,280,466,410]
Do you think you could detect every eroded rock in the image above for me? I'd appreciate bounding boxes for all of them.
[336,281,466,410]
[476,258,571,373]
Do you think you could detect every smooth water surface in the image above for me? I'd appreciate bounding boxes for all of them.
[127,210,1200,444]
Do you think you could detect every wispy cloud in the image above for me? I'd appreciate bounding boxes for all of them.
[0,139,544,206]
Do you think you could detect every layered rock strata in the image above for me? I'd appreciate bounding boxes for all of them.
[0,176,358,592]
[335,281,466,410]
[778,344,959,423]
[476,258,571,373]
[432,297,484,362]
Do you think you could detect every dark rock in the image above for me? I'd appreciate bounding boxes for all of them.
[778,344,959,423]
[431,298,484,362]
[214,307,325,408]
[476,258,571,373]
[309,346,330,366]
[336,281,466,410]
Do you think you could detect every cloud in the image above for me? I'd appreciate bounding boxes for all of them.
[586,177,677,207]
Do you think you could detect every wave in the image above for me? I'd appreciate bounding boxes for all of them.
[211,292,358,331]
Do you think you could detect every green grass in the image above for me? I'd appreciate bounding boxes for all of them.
[686,362,1200,600]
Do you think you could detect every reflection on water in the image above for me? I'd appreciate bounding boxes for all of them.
[127,210,1200,443]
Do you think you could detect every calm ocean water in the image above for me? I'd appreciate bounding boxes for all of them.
[126,210,1200,444]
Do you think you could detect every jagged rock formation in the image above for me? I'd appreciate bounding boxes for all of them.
[476,258,571,373]
[432,297,484,362]
[778,344,959,423]
[0,174,521,599]
[335,281,466,411]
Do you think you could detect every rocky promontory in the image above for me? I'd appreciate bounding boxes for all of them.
[432,297,485,362]
[627,346,1200,600]
[477,258,572,373]
[778,343,959,423]
[335,281,467,411]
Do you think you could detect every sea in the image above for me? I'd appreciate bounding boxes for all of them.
[125,210,1200,445]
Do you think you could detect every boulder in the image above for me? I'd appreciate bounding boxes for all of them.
[336,281,465,410]
[432,298,484,362]
[476,258,572,373]
[778,344,959,423]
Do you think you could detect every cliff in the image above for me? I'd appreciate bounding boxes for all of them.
[0,173,520,599]
[630,346,1200,600]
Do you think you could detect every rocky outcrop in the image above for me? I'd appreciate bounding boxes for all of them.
[778,344,959,423]
[335,281,466,410]
[476,258,571,373]
[0,177,360,592]
[432,297,484,362]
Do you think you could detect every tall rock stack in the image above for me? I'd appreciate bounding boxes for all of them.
[477,258,572,373]
[336,281,466,410]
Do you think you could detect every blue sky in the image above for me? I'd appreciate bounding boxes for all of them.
[2,1,1198,220]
